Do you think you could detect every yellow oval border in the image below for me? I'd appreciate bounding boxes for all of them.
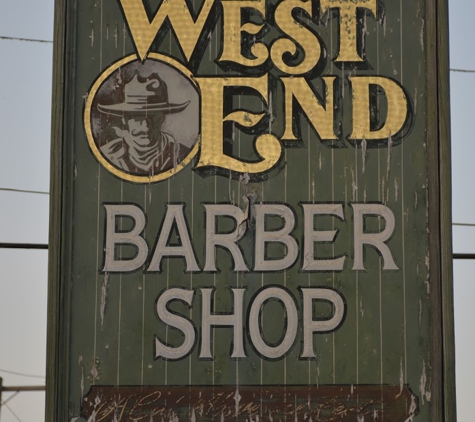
[84,53,200,183]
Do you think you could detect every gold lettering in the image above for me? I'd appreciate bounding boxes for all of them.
[349,76,408,140]
[270,0,321,74]
[320,0,377,62]
[196,76,281,174]
[119,0,215,61]
[281,76,337,141]
[219,0,268,66]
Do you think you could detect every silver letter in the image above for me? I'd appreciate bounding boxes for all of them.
[148,205,200,272]
[301,288,345,358]
[302,204,346,271]
[249,287,298,359]
[155,288,195,359]
[254,204,298,271]
[199,288,246,359]
[351,204,398,270]
[204,204,248,272]
[103,204,148,272]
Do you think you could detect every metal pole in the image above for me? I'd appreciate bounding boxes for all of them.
[0,381,45,422]
[1,386,45,392]
[0,376,3,422]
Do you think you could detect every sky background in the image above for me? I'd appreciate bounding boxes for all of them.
[0,0,474,421]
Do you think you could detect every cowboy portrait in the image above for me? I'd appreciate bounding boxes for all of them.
[96,70,193,176]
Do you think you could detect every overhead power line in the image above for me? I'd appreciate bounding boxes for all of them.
[0,243,48,250]
[2,183,475,231]
[3,186,475,228]
[1,34,475,74]
[1,400,23,422]
[0,369,44,380]
[0,187,49,195]
[450,68,475,73]
[453,253,475,260]
[0,35,52,44]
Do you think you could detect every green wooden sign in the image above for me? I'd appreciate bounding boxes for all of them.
[47,0,455,421]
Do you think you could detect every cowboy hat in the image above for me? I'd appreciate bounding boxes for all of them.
[98,72,190,116]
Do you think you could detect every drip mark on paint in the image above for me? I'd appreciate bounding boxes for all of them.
[361,138,367,173]
[100,272,109,327]
[386,135,393,177]
[90,27,95,47]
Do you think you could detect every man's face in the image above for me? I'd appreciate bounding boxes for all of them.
[126,117,151,147]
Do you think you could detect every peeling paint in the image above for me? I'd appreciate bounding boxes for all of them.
[91,364,99,380]
[361,13,367,53]
[234,387,241,417]
[344,166,348,203]
[399,358,404,396]
[79,355,85,399]
[413,87,418,114]
[100,272,109,328]
[424,253,430,295]
[361,138,367,173]
[404,395,417,422]
[268,91,274,134]
[114,23,118,48]
[419,360,431,405]
[420,19,425,52]
[240,172,250,186]
[351,168,358,202]
[419,299,422,328]
[294,395,299,422]
[90,27,95,47]
[90,357,101,383]
[386,135,393,177]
